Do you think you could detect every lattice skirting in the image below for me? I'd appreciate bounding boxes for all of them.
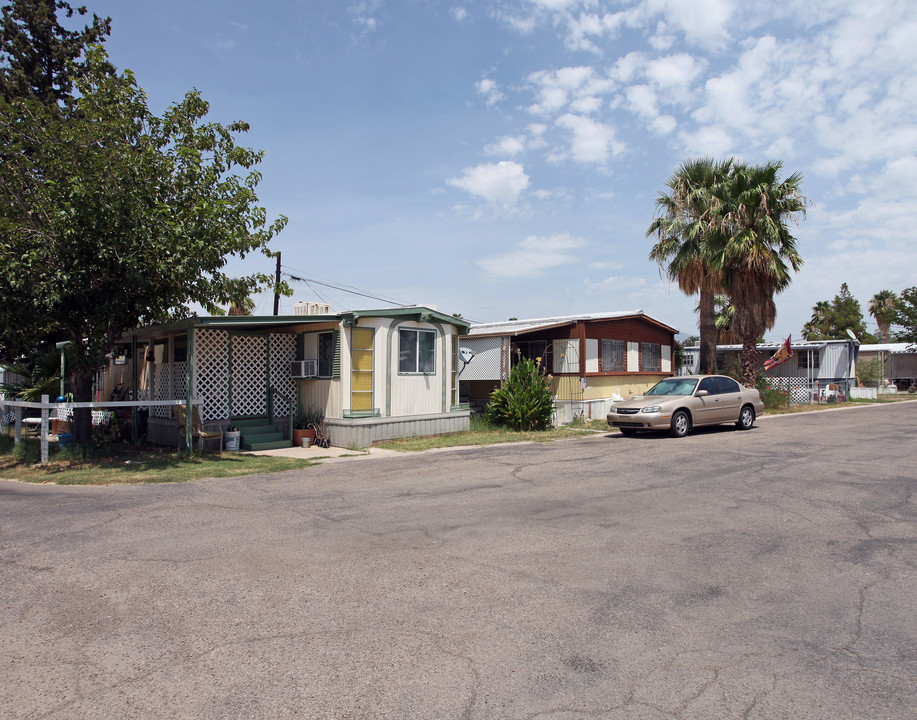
[768,376,813,402]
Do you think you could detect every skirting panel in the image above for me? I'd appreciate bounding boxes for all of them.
[326,410,470,448]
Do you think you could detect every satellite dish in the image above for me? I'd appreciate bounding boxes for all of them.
[846,328,858,341]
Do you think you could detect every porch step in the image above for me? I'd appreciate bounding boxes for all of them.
[244,439,293,451]
[233,418,288,452]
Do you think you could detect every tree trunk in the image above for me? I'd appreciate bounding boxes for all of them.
[741,337,758,388]
[698,290,717,374]
[70,369,95,448]
[878,320,889,344]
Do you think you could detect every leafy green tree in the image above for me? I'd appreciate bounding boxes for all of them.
[868,289,898,343]
[893,287,917,347]
[648,158,733,374]
[0,0,111,104]
[0,48,287,446]
[856,358,881,387]
[802,284,872,341]
[714,161,807,388]
[486,355,554,431]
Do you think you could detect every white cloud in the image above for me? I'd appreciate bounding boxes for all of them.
[451,7,468,22]
[478,232,587,279]
[485,135,527,156]
[527,66,615,116]
[446,161,530,211]
[555,114,623,163]
[678,124,734,156]
[476,78,504,106]
[644,53,703,97]
[349,0,383,37]
[644,0,734,49]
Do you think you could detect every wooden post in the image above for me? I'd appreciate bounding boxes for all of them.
[40,394,49,464]
[273,252,281,316]
[186,328,194,453]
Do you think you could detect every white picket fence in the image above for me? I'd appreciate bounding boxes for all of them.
[849,387,878,400]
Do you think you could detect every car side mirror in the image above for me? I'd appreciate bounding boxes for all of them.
[696,389,708,397]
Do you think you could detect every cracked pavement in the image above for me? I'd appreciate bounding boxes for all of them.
[1,402,915,719]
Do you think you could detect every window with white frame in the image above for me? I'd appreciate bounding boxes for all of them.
[798,349,820,370]
[640,342,661,371]
[601,339,626,371]
[399,328,435,374]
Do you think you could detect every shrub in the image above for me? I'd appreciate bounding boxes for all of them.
[485,356,554,431]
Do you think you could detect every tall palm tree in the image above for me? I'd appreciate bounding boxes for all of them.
[648,158,733,374]
[715,161,807,387]
[868,290,898,342]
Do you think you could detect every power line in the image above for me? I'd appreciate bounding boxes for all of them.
[282,267,410,308]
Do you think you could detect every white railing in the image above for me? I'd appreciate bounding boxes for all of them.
[1,395,188,464]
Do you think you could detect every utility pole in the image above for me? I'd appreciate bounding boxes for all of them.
[273,252,281,316]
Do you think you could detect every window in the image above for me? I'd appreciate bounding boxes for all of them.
[318,332,334,377]
[512,340,547,366]
[798,349,819,370]
[350,328,374,412]
[601,339,626,371]
[714,376,740,394]
[399,328,435,374]
[640,342,661,372]
[698,377,718,394]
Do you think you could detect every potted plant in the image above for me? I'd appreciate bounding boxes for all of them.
[312,417,331,448]
[292,404,324,447]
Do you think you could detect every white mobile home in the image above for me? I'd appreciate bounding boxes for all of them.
[118,306,470,449]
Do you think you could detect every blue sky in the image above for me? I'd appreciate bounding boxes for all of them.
[89,0,916,340]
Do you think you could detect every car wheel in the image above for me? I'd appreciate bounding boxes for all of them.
[736,405,755,430]
[669,410,690,438]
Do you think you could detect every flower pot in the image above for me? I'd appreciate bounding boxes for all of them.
[292,428,316,447]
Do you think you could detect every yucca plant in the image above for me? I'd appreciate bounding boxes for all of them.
[485,355,555,431]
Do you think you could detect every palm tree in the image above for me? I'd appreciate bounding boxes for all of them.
[802,300,831,340]
[648,158,733,374]
[715,161,807,387]
[868,290,898,342]
[223,277,256,316]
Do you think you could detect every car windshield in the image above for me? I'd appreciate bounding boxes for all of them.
[645,378,699,396]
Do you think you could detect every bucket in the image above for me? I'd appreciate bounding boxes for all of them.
[301,437,312,448]
[224,430,241,452]
[58,432,72,448]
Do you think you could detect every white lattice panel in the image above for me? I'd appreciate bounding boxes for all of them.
[269,333,296,416]
[231,335,267,417]
[195,329,230,421]
[151,361,187,418]
[769,376,811,402]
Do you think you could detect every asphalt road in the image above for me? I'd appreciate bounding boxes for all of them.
[2,402,915,720]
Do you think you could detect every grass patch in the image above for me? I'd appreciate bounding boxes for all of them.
[0,436,315,485]
[374,415,606,452]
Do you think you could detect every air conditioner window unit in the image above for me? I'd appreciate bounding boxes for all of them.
[291,359,319,378]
